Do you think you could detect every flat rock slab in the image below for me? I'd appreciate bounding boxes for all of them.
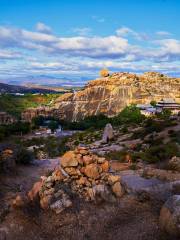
[121,174,180,203]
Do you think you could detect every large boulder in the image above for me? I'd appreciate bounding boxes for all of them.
[159,195,180,236]
[102,123,114,143]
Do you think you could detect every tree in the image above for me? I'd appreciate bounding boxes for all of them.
[48,120,59,132]
[150,100,157,107]
[113,105,145,125]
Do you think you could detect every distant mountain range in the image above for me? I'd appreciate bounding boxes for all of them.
[0,82,60,94]
[0,75,91,88]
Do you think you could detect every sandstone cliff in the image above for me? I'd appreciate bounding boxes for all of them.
[21,72,180,122]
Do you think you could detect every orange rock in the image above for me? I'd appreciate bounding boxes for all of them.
[76,154,84,165]
[61,151,78,167]
[112,182,124,198]
[28,181,42,201]
[107,175,121,185]
[53,169,65,181]
[64,167,81,176]
[84,163,100,179]
[83,155,94,165]
[79,149,89,155]
[101,160,110,172]
[76,176,91,186]
[12,195,25,208]
[80,166,86,174]
[40,195,52,209]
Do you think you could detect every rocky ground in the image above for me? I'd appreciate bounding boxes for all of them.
[0,119,180,240]
[0,154,179,240]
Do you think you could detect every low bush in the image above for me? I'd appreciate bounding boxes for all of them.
[139,142,180,163]
[105,150,128,162]
[15,147,33,165]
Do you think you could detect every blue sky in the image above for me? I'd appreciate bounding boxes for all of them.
[0,0,179,86]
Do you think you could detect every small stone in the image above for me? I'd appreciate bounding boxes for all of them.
[112,182,124,198]
[83,155,94,165]
[40,195,52,209]
[79,149,89,155]
[101,161,110,172]
[107,175,121,185]
[12,195,25,208]
[43,188,55,196]
[76,176,91,187]
[97,157,106,164]
[28,181,43,201]
[52,169,65,181]
[64,167,81,176]
[76,154,84,165]
[168,156,180,172]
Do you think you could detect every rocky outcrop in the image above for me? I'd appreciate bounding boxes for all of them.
[22,72,180,122]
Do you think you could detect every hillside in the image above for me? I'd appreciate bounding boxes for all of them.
[22,72,180,122]
[0,94,60,118]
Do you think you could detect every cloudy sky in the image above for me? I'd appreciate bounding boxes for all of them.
[0,0,180,86]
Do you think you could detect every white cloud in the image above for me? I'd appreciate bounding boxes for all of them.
[116,27,148,41]
[156,31,171,37]
[0,49,22,59]
[36,22,52,34]
[0,24,179,82]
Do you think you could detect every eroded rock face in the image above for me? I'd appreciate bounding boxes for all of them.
[22,72,180,122]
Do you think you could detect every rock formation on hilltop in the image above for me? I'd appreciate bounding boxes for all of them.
[22,72,180,122]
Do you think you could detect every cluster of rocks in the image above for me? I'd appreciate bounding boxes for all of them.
[36,147,124,214]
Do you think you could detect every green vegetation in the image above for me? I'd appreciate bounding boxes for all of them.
[112,105,145,126]
[0,93,60,118]
[21,136,70,158]
[139,142,179,163]
[105,150,129,162]
[15,147,34,165]
[150,100,157,107]
[60,114,110,130]
[32,116,59,132]
[0,122,31,141]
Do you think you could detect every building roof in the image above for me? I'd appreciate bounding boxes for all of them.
[158,98,176,104]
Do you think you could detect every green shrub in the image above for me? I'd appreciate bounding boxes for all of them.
[112,105,145,126]
[105,150,128,162]
[15,147,33,165]
[139,142,180,163]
